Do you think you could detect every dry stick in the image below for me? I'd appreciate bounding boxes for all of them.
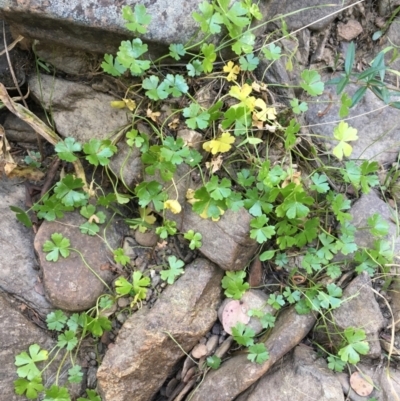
[2,23,44,159]
[0,83,89,192]
[40,156,61,198]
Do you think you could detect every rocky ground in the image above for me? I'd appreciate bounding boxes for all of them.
[1,1,400,401]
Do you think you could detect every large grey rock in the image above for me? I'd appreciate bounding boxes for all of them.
[0,292,81,400]
[265,0,352,32]
[349,190,400,257]
[0,178,53,317]
[29,74,129,143]
[189,307,316,401]
[34,209,120,311]
[3,114,38,143]
[306,83,400,165]
[0,0,208,55]
[315,272,385,359]
[97,258,223,401]
[236,345,344,401]
[1,0,351,59]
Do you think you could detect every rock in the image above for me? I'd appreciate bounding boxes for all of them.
[0,292,82,400]
[134,228,159,247]
[236,345,344,401]
[337,363,400,401]
[0,0,220,56]
[265,0,352,32]
[97,258,223,401]
[348,190,400,256]
[3,113,38,143]
[177,129,203,151]
[0,178,53,317]
[191,343,207,359]
[306,83,400,165]
[108,141,143,188]
[29,74,129,143]
[34,209,120,311]
[152,163,258,271]
[34,41,98,75]
[189,307,316,401]
[218,290,275,336]
[315,272,385,359]
[388,278,400,331]
[337,19,363,41]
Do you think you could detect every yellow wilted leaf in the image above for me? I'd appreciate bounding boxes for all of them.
[223,61,241,82]
[253,98,277,121]
[110,100,126,109]
[164,199,182,214]
[229,84,255,111]
[332,121,358,160]
[123,98,136,111]
[110,99,136,111]
[203,132,235,155]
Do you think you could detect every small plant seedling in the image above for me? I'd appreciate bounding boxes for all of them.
[221,270,249,300]
[160,256,185,284]
[183,230,203,249]
[42,233,71,262]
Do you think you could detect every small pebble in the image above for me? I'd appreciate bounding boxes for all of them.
[116,313,127,323]
[118,297,130,308]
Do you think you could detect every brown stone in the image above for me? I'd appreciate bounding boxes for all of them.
[34,209,119,311]
[337,19,363,41]
[189,307,316,401]
[97,258,223,401]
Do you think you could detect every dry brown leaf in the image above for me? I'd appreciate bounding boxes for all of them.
[206,155,223,173]
[147,108,161,122]
[168,118,180,130]
[350,372,374,397]
[5,163,45,181]
[156,240,168,249]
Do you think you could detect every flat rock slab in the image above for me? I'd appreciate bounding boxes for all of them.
[29,74,128,143]
[236,345,344,401]
[265,0,352,32]
[97,258,223,401]
[0,178,53,316]
[306,83,400,165]
[34,210,120,311]
[0,292,81,400]
[349,190,400,256]
[189,307,316,401]
[315,272,385,359]
[0,0,208,55]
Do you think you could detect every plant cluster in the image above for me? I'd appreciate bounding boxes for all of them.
[10,0,400,397]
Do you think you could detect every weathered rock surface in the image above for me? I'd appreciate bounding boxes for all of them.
[306,83,400,164]
[0,292,81,400]
[34,209,120,311]
[349,190,400,256]
[3,113,38,143]
[265,0,352,32]
[0,178,53,316]
[108,141,143,188]
[29,74,129,143]
[315,272,385,359]
[152,163,258,271]
[389,278,400,331]
[189,307,316,401]
[34,41,99,75]
[1,0,351,59]
[338,363,400,401]
[236,345,344,401]
[96,258,223,401]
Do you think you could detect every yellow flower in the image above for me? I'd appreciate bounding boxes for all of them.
[223,61,241,82]
[203,132,235,155]
[163,199,182,214]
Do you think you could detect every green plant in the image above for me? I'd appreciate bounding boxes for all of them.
[9,0,399,386]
